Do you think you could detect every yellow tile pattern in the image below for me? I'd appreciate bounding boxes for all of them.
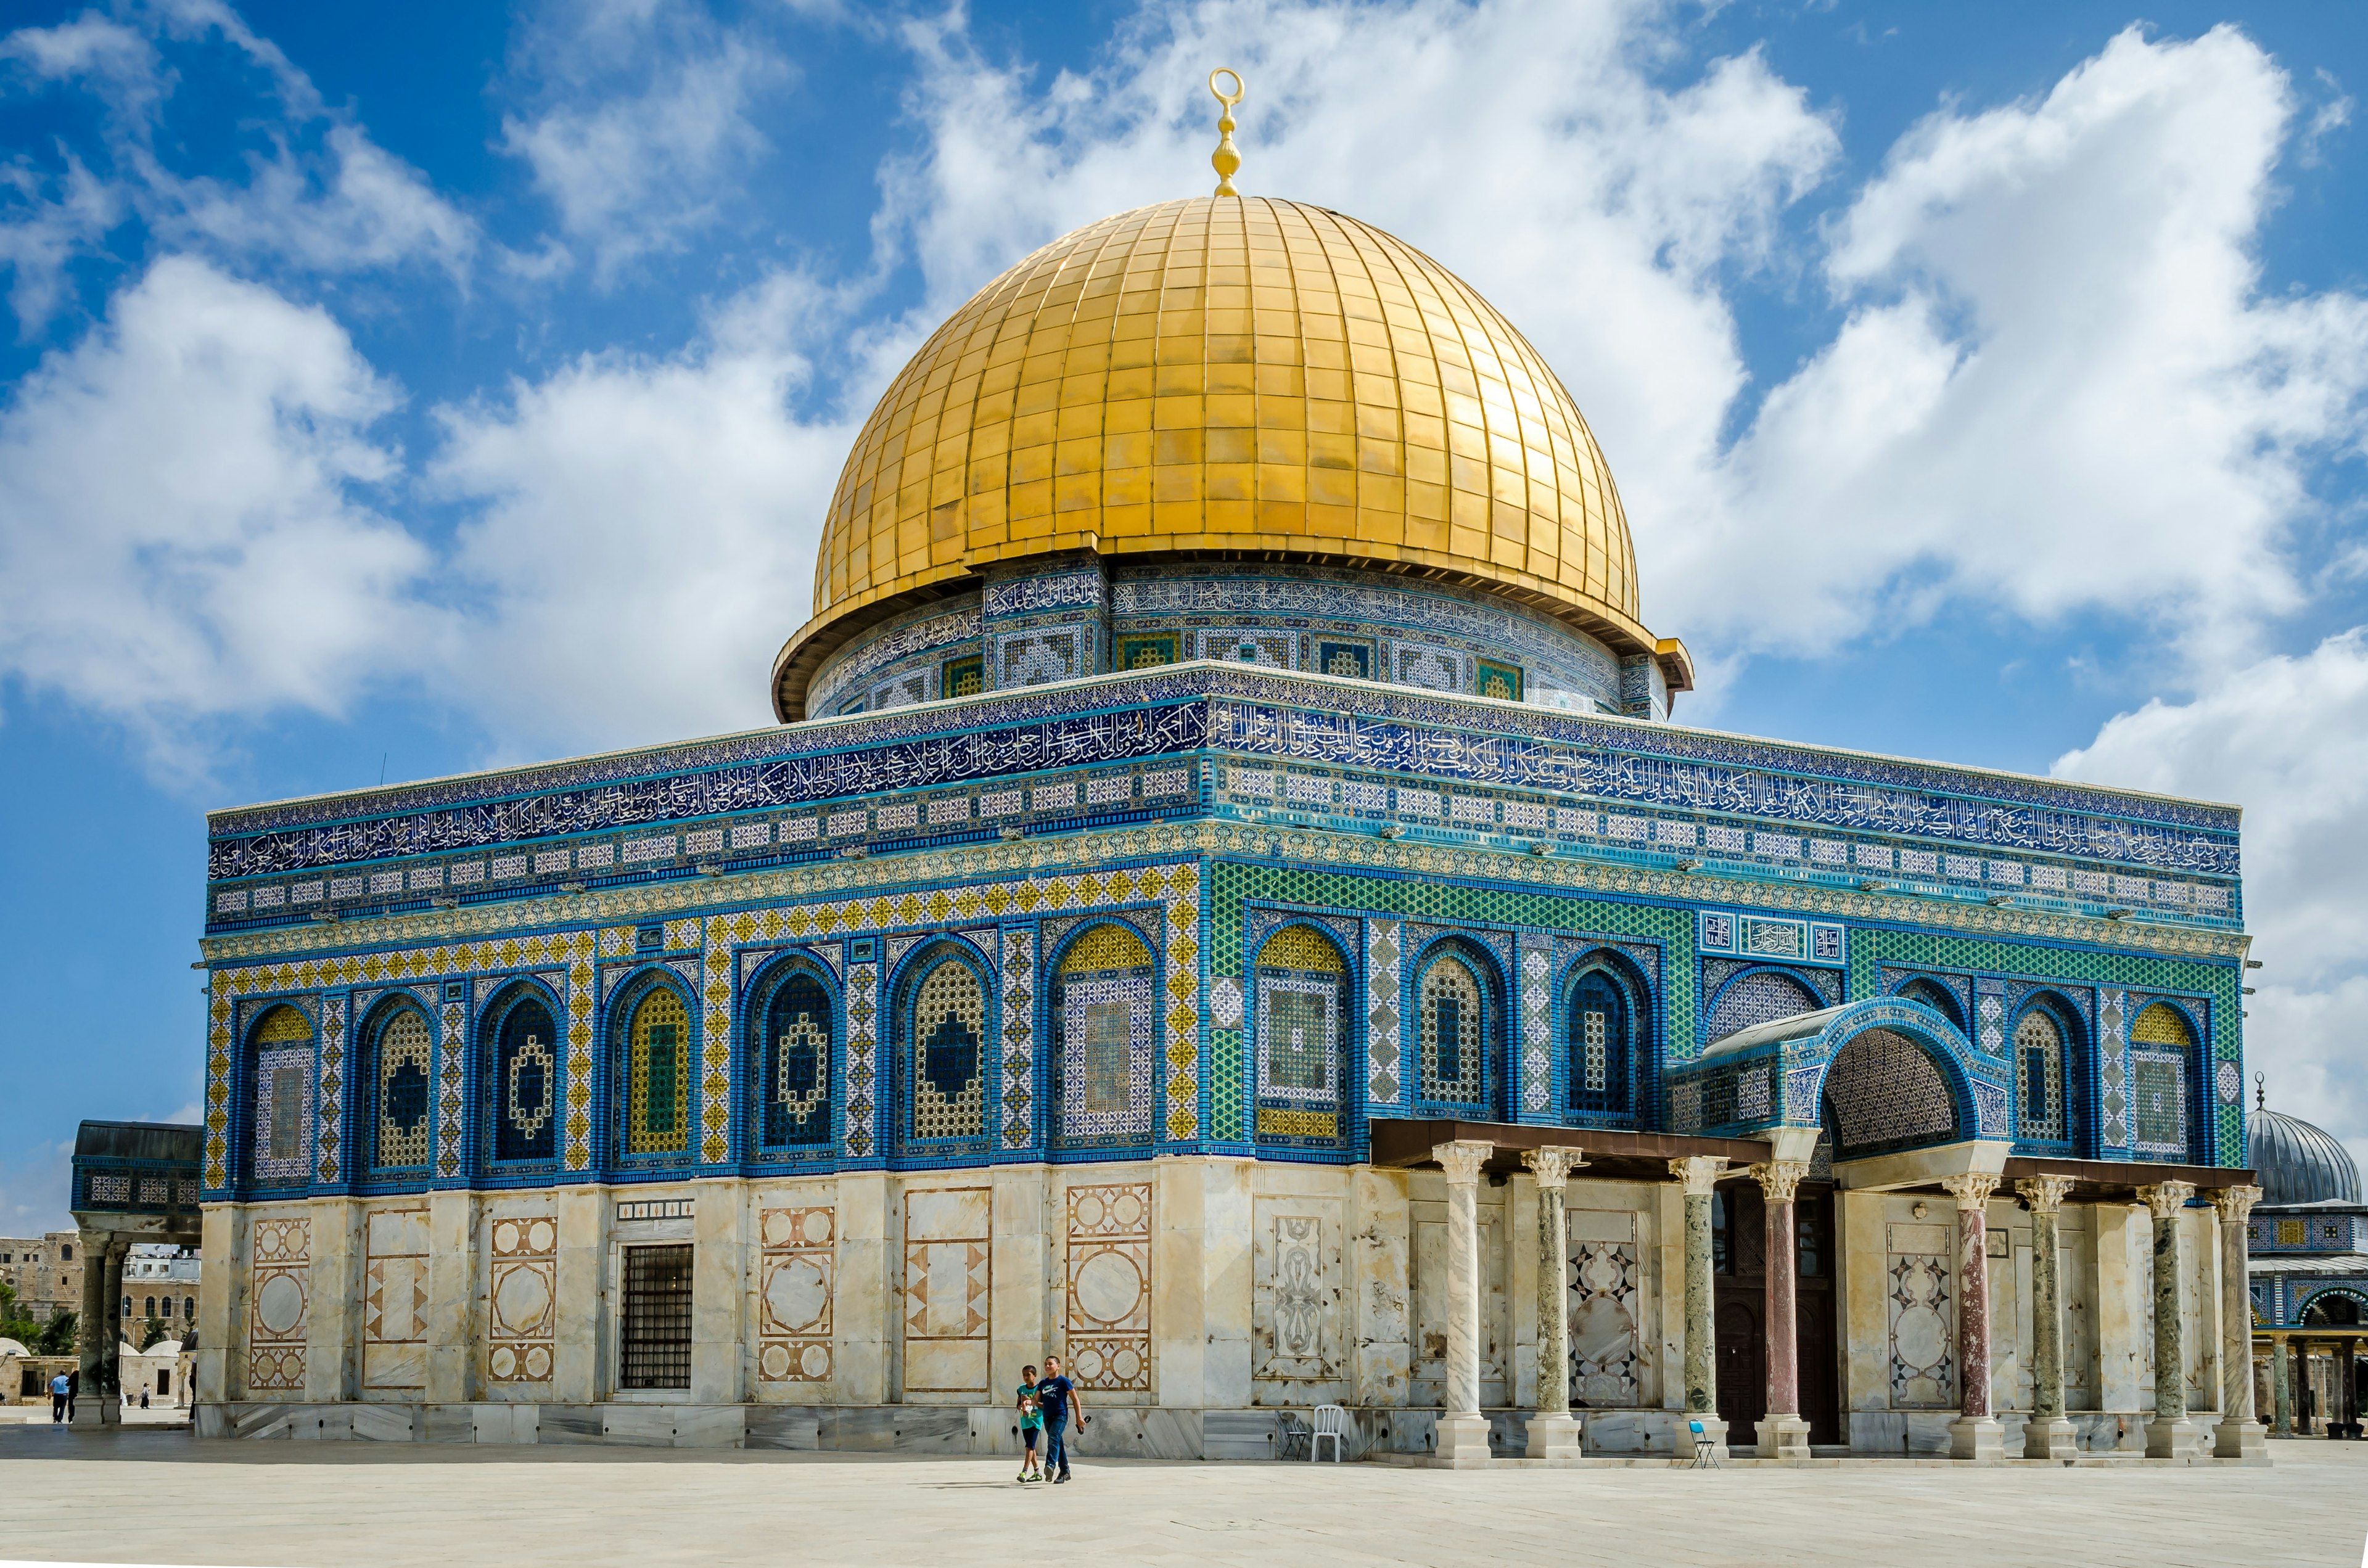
[800,196,1642,662]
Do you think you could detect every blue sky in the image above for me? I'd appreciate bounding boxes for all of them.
[4,0,2367,1231]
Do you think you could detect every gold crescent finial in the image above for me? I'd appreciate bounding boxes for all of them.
[1209,68,1244,197]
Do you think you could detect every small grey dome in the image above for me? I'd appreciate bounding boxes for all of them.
[2249,1103,2361,1206]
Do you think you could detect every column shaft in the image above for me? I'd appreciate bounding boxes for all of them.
[1444,1173,1480,1417]
[2209,1186,2266,1460]
[1957,1203,1991,1419]
[1534,1180,1569,1416]
[2015,1175,2078,1460]
[1764,1194,1798,1419]
[2139,1181,2197,1459]
[1683,1190,1714,1413]
[2151,1215,2183,1421]
[99,1241,126,1422]
[75,1231,105,1421]
[2271,1338,2292,1435]
[1431,1140,1496,1467]
[2031,1205,2063,1420]
[1520,1146,1584,1463]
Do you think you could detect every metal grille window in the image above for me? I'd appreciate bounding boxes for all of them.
[619,1244,693,1389]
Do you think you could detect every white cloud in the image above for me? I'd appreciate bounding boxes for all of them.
[2057,628,2368,1170]
[430,269,855,752]
[500,1,786,281]
[1670,25,2368,670]
[0,255,440,770]
[0,2,477,330]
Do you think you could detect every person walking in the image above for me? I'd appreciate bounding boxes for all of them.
[1014,1365,1044,1483]
[65,1368,78,1423]
[49,1372,68,1424]
[1035,1355,1086,1484]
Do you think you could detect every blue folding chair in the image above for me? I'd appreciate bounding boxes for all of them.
[1688,1419,1720,1469]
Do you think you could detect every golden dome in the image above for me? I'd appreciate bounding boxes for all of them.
[775,195,1679,718]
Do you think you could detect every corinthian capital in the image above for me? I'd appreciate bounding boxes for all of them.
[2208,1184,2263,1225]
[2139,1180,2197,1220]
[1522,1145,1585,1189]
[1433,1139,1495,1186]
[2014,1174,2078,1214]
[1747,1159,1812,1205]
[1940,1172,2000,1212]
[1667,1155,1729,1196]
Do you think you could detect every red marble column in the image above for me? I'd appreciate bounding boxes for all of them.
[1754,1162,1807,1422]
[1942,1172,2002,1458]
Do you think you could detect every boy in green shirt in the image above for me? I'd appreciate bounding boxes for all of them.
[1015,1364,1044,1482]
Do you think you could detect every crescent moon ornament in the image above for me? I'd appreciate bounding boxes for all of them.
[1209,68,1245,196]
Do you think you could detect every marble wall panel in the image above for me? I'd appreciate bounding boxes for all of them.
[246,1212,310,1395]
[756,1205,836,1385]
[902,1186,991,1398]
[1885,1221,1955,1410]
[1251,1192,1344,1404]
[1064,1181,1152,1396]
[485,1208,559,1389]
[1568,1207,1643,1408]
[362,1207,429,1395]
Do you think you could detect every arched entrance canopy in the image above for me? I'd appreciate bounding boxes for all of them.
[1665,998,2010,1143]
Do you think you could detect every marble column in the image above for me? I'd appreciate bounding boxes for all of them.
[2210,1185,2268,1460]
[1521,1146,1585,1461]
[74,1229,107,1426]
[1749,1159,1813,1458]
[2296,1339,2316,1434]
[1434,1139,1497,1467]
[99,1238,129,1424]
[2139,1180,2198,1459]
[2271,1337,2293,1436]
[1941,1172,2003,1461]
[1669,1155,1729,1459]
[2016,1175,2079,1460]
[2341,1339,2359,1435]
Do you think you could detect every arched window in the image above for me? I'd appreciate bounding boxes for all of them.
[1053,924,1156,1146]
[1704,971,1821,1045]
[758,967,834,1149]
[144,1295,155,1318]
[905,950,987,1142]
[368,1005,435,1172]
[487,991,559,1164]
[2014,1008,2070,1143]
[624,984,691,1155]
[1252,925,1347,1143]
[183,1296,195,1321]
[2129,1002,2197,1157]
[248,1004,316,1186]
[1896,977,1967,1034]
[1566,969,1630,1115]
[1415,946,1492,1114]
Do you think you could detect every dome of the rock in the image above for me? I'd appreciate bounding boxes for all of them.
[773,195,1683,719]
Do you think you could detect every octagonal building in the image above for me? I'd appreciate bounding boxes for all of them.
[178,182,2268,1464]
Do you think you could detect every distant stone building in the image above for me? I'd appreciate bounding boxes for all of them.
[120,1248,202,1344]
[0,1233,84,1323]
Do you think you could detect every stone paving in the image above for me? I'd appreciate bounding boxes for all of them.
[0,1425,2359,1567]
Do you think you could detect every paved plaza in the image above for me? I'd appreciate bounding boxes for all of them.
[0,1427,2360,1568]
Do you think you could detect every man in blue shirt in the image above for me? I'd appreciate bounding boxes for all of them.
[1035,1355,1087,1482]
[49,1372,68,1424]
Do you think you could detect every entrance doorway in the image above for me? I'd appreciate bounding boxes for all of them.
[1712,1181,1840,1447]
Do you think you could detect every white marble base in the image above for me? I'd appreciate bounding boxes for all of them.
[1754,1414,1811,1460]
[1685,1414,1728,1462]
[2144,1416,2199,1461]
[1947,1414,2004,1463]
[1433,1413,1495,1468]
[2023,1416,2078,1461]
[2213,1418,2269,1464]
[1523,1411,1582,1463]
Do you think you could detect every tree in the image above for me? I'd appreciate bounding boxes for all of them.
[139,1316,168,1352]
[37,1309,76,1357]
[0,1281,41,1347]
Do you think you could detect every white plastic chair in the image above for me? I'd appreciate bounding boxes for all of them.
[1310,1403,1347,1461]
